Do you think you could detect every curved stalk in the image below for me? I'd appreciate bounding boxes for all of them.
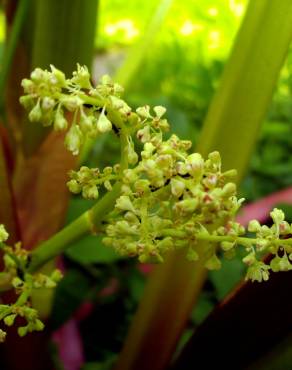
[27,128,129,272]
[27,181,121,273]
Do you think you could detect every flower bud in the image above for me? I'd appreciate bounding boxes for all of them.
[141,142,155,159]
[30,68,45,83]
[79,113,93,133]
[4,255,16,269]
[34,319,45,331]
[0,329,6,342]
[221,182,236,198]
[153,105,166,118]
[116,196,136,212]
[115,220,134,235]
[158,118,169,131]
[136,105,151,119]
[44,277,57,288]
[124,212,139,224]
[18,326,28,337]
[19,95,34,110]
[270,208,285,226]
[156,237,173,252]
[51,269,63,282]
[97,111,112,133]
[270,256,281,272]
[279,221,291,235]
[123,169,138,183]
[170,178,185,197]
[50,65,66,86]
[156,154,172,169]
[125,243,138,256]
[278,254,291,271]
[222,169,237,180]
[103,167,113,175]
[127,144,138,165]
[104,180,112,191]
[176,162,188,175]
[113,164,120,173]
[246,263,269,282]
[21,79,34,93]
[54,109,68,131]
[82,185,99,200]
[29,101,42,122]
[143,159,157,177]
[134,180,150,194]
[100,75,112,85]
[65,125,83,155]
[137,126,151,143]
[186,153,204,178]
[208,151,221,165]
[42,97,55,111]
[67,180,81,194]
[221,241,234,251]
[62,96,83,111]
[72,64,91,89]
[12,277,23,288]
[175,199,198,213]
[242,253,256,265]
[248,220,261,233]
[0,225,9,242]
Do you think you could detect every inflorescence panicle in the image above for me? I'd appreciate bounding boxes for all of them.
[19,65,292,284]
[0,63,284,340]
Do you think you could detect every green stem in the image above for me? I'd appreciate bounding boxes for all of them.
[28,128,129,273]
[15,289,30,306]
[0,0,30,114]
[162,229,292,247]
[28,182,121,273]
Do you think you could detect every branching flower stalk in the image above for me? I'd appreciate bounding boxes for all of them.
[0,225,62,342]
[0,64,292,340]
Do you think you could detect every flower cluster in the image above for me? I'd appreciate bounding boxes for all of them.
[0,225,62,341]
[104,138,241,265]
[20,65,292,283]
[244,208,292,281]
[67,165,118,200]
[20,65,127,155]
